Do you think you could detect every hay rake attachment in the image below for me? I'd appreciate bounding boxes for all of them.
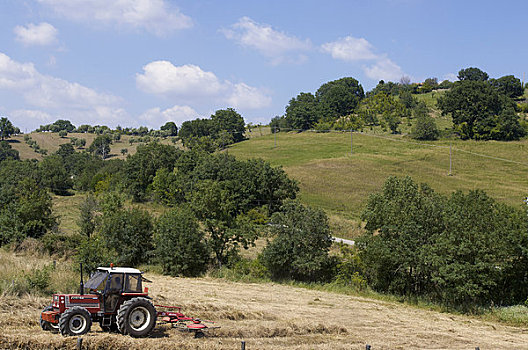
[156,305,219,338]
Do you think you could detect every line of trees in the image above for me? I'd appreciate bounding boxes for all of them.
[271,68,527,141]
[358,176,528,310]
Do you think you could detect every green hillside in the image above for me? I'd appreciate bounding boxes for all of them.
[229,131,528,236]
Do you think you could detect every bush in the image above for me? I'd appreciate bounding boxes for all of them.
[41,233,84,257]
[333,245,367,290]
[154,206,209,277]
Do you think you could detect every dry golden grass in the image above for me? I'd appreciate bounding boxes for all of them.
[2,269,528,349]
[9,132,183,161]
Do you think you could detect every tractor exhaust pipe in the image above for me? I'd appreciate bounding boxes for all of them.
[79,263,84,295]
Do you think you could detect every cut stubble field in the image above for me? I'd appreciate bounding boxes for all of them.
[2,274,528,349]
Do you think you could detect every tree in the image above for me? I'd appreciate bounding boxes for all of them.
[0,141,19,162]
[39,155,73,195]
[52,119,76,132]
[123,143,182,201]
[489,75,524,98]
[58,130,68,138]
[78,194,98,237]
[211,108,246,143]
[160,121,178,136]
[0,117,15,140]
[190,180,257,266]
[120,148,128,156]
[260,201,335,282]
[457,67,489,81]
[359,176,445,295]
[431,190,527,309]
[100,208,153,266]
[285,92,321,130]
[88,135,112,159]
[315,77,364,118]
[412,102,439,140]
[437,80,503,139]
[154,206,209,277]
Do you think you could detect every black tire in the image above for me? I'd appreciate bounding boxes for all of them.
[58,306,92,336]
[40,305,59,333]
[117,297,157,337]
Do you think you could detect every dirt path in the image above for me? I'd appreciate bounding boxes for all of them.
[1,276,527,349]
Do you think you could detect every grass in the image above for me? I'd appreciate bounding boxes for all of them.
[9,132,182,161]
[229,131,528,233]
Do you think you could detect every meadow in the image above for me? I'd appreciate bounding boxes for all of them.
[229,131,528,238]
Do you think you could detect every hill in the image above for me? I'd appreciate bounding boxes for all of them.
[7,132,180,161]
[228,131,528,237]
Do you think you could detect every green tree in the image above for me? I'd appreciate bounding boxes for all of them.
[0,117,15,141]
[260,201,335,282]
[88,135,112,159]
[0,141,20,162]
[154,206,209,277]
[457,67,489,81]
[211,109,245,143]
[123,143,182,201]
[39,155,73,195]
[489,75,524,98]
[52,119,76,132]
[160,121,178,136]
[437,80,503,139]
[285,92,321,130]
[58,130,68,138]
[431,190,527,309]
[191,180,256,266]
[315,77,364,118]
[412,102,439,140]
[78,194,98,237]
[100,208,153,266]
[359,177,444,295]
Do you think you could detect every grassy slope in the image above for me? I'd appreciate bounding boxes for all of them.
[9,133,181,161]
[228,131,528,237]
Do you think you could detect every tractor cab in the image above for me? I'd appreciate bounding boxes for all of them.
[85,266,149,313]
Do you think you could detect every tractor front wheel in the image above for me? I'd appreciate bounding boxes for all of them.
[117,297,157,337]
[59,306,92,336]
[40,305,59,333]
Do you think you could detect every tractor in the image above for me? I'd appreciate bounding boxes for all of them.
[40,265,214,337]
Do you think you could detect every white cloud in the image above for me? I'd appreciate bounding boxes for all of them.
[136,62,224,96]
[14,22,58,46]
[226,83,272,109]
[139,105,198,128]
[136,61,272,110]
[443,73,458,82]
[364,57,404,82]
[321,36,377,61]
[37,0,192,36]
[322,35,406,82]
[0,52,126,128]
[222,17,311,65]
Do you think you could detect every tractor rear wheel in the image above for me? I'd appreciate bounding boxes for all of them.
[59,306,92,336]
[117,297,157,337]
[40,305,59,333]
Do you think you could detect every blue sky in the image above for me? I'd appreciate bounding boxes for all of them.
[0,0,526,132]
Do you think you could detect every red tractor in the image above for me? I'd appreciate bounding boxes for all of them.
[40,265,213,337]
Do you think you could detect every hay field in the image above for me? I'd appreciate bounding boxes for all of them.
[2,273,528,349]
